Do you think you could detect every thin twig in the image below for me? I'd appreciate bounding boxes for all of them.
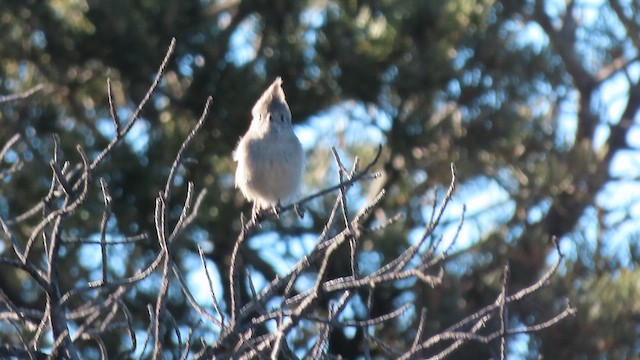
[198,244,225,324]
[0,84,44,103]
[89,38,176,171]
[499,265,509,360]
[99,178,112,285]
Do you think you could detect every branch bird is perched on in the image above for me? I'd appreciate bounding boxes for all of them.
[233,77,305,220]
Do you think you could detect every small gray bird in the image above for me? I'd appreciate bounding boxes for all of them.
[233,77,305,219]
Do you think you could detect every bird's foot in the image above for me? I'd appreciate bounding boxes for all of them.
[294,204,305,219]
[272,202,283,219]
[251,204,264,225]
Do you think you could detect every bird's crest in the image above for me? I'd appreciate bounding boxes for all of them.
[252,77,289,119]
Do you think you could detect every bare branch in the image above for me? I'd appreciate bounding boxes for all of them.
[0,84,44,103]
[89,38,176,171]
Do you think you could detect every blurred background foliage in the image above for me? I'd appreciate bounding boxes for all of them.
[1,0,640,358]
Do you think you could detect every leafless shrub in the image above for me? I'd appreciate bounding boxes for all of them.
[0,38,574,360]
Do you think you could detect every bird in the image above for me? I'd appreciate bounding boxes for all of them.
[233,77,305,221]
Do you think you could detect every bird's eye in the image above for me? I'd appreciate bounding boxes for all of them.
[280,115,285,122]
